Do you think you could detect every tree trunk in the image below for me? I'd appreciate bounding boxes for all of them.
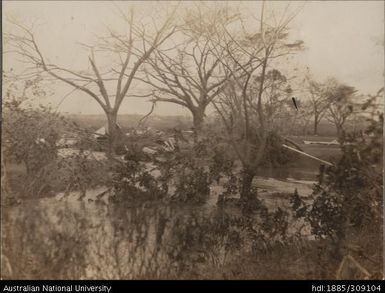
[106,111,118,156]
[335,123,344,140]
[313,115,319,135]
[240,169,256,202]
[336,126,341,140]
[192,110,204,143]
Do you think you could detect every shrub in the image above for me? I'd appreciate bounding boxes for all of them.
[290,111,383,278]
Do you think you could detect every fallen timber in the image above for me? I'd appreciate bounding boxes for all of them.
[282,144,334,167]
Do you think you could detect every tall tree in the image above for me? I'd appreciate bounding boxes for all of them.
[5,7,177,155]
[138,5,239,142]
[305,77,332,135]
[212,2,303,202]
[324,80,357,138]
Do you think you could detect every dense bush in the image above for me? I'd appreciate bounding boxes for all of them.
[291,111,383,278]
[260,131,299,167]
[2,79,114,199]
[112,150,166,202]
[112,139,214,204]
[3,100,63,175]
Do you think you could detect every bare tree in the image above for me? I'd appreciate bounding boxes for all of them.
[5,7,177,155]
[324,80,357,138]
[305,77,332,136]
[137,5,239,142]
[212,2,303,202]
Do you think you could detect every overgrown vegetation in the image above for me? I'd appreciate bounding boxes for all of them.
[291,109,383,278]
[2,79,114,200]
[2,2,383,281]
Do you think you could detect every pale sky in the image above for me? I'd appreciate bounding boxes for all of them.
[3,1,384,116]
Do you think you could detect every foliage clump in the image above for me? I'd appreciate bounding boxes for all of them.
[290,110,383,277]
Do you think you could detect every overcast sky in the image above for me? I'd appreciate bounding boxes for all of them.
[3,1,384,116]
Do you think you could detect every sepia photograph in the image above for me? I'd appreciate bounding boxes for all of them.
[1,0,384,281]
